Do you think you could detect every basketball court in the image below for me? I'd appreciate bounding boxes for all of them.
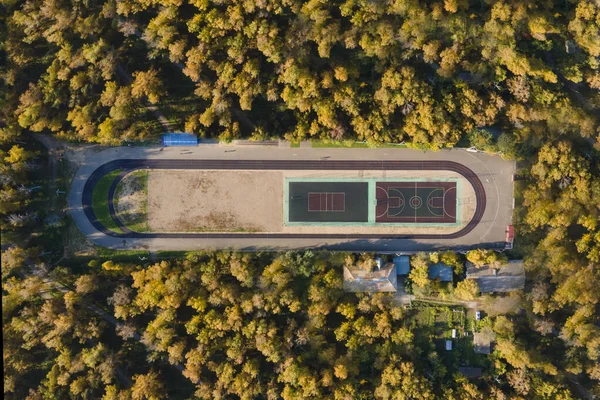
[375,181,456,223]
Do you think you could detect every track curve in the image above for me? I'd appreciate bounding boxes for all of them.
[83,159,486,240]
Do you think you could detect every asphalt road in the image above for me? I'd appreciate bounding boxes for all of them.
[68,144,514,252]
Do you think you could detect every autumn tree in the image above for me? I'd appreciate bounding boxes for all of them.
[455,279,480,300]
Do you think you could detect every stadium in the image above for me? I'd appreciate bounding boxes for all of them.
[69,143,514,251]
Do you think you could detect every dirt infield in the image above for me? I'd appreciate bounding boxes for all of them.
[147,170,283,232]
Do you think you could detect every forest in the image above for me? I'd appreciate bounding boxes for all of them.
[1,0,600,398]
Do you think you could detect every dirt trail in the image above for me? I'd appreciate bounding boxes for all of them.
[32,133,59,212]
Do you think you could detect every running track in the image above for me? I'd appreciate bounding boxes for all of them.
[83,159,486,240]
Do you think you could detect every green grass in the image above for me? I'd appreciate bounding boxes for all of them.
[92,169,124,233]
[95,247,150,258]
[115,170,149,233]
[311,140,407,148]
[290,142,300,148]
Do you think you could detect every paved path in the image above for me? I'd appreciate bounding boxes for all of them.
[68,145,514,252]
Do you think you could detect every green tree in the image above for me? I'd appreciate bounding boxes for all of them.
[409,253,431,289]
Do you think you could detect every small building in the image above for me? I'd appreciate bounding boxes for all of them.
[428,263,453,282]
[162,133,198,147]
[466,260,525,293]
[445,340,453,351]
[506,225,515,249]
[473,330,494,354]
[343,262,398,293]
[458,367,483,379]
[452,329,457,339]
[393,255,410,275]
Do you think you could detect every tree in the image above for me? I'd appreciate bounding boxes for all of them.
[131,69,164,104]
[455,279,480,300]
[441,251,464,275]
[1,246,27,278]
[466,249,506,267]
[75,274,98,294]
[409,253,431,289]
[131,371,165,400]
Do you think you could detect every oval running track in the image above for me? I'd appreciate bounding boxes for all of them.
[83,159,486,240]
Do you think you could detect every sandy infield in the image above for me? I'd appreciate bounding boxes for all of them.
[148,170,283,232]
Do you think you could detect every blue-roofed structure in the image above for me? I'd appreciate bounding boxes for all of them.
[428,263,453,282]
[394,256,411,275]
[162,133,198,147]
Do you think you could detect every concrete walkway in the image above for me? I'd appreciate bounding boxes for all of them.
[68,144,514,252]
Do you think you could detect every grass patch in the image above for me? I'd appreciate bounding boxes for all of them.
[95,247,150,258]
[61,247,151,267]
[115,170,149,233]
[290,141,300,148]
[92,169,124,233]
[311,140,407,148]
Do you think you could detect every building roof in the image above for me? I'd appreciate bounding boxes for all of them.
[393,256,410,275]
[428,263,453,282]
[162,133,198,146]
[473,328,495,354]
[466,260,525,293]
[343,263,398,292]
[458,367,483,378]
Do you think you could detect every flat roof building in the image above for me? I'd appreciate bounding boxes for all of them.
[466,260,525,293]
[393,255,411,275]
[428,263,453,282]
[458,367,483,379]
[162,133,198,147]
[473,329,495,354]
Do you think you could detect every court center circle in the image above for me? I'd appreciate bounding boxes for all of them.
[409,196,422,209]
